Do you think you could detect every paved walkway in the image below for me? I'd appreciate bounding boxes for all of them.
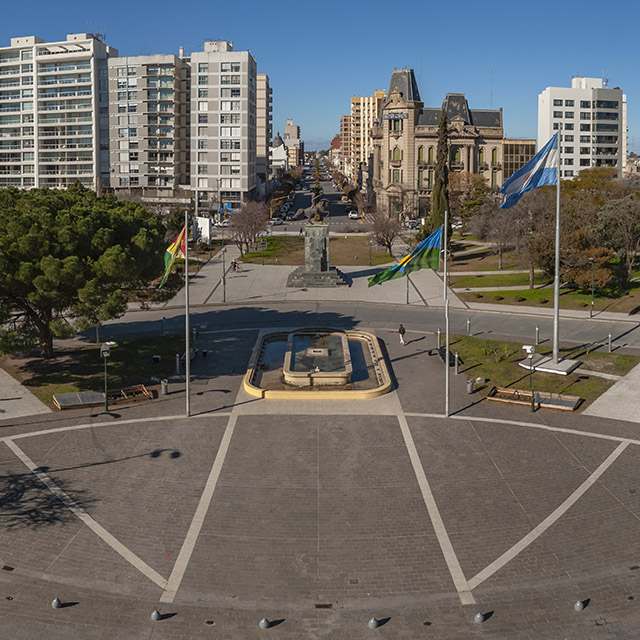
[584,362,640,423]
[0,366,50,421]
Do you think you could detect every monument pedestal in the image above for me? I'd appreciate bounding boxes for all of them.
[287,223,348,288]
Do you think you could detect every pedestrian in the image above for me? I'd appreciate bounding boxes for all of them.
[398,324,406,345]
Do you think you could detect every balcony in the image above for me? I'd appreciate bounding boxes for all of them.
[389,159,402,167]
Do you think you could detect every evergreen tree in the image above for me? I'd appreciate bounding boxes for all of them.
[430,108,450,232]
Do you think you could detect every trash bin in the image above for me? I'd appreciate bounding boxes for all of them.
[466,378,474,394]
[160,379,168,395]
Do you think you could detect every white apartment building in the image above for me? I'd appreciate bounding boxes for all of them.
[256,73,272,191]
[0,33,116,190]
[189,41,257,212]
[107,54,190,194]
[538,77,627,178]
[348,90,386,180]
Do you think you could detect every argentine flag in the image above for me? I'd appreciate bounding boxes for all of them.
[500,133,558,209]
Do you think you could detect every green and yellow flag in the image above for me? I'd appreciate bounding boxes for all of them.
[368,226,442,287]
[159,225,186,288]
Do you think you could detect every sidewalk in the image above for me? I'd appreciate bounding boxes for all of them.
[0,366,50,421]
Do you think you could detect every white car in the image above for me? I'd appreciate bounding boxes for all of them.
[348,210,359,220]
[269,217,283,225]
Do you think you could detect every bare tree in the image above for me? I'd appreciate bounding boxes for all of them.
[230,201,269,256]
[371,207,402,256]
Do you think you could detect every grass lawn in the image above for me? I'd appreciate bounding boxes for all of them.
[1,335,181,407]
[450,247,522,271]
[449,334,640,408]
[450,272,549,289]
[241,236,393,267]
[459,283,640,314]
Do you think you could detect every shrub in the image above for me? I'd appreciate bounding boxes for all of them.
[475,293,484,299]
[538,298,549,304]
[515,295,526,302]
[495,295,504,301]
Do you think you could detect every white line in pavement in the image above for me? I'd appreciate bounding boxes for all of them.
[468,441,629,590]
[0,413,232,443]
[159,411,238,603]
[4,439,168,590]
[404,412,640,447]
[397,414,476,605]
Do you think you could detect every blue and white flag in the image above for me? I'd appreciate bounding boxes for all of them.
[500,133,558,209]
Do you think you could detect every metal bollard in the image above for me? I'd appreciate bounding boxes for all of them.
[455,351,459,375]
[259,618,270,629]
[608,332,612,353]
[466,378,474,394]
[151,610,161,622]
[437,328,441,348]
[160,379,168,395]
[51,597,62,609]
[368,617,380,629]
[466,318,471,335]
[535,325,539,345]
[175,353,180,374]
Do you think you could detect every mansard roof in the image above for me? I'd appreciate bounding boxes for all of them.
[387,68,421,103]
[416,93,501,128]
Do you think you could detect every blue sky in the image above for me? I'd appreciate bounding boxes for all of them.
[3,0,639,152]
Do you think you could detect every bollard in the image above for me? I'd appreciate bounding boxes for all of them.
[160,379,168,395]
[368,617,380,629]
[535,325,539,346]
[175,353,180,374]
[466,318,471,335]
[473,612,485,623]
[202,349,207,358]
[259,618,270,629]
[608,332,612,353]
[51,597,62,609]
[151,610,161,622]
[161,316,166,335]
[437,328,441,348]
[574,600,584,612]
[454,351,459,375]
[466,378,474,394]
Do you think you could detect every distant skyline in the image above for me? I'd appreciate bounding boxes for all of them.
[3,0,638,152]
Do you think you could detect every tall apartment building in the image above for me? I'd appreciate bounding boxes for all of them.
[107,54,189,195]
[189,41,257,212]
[339,114,352,177]
[348,90,386,180]
[283,118,303,167]
[256,73,272,191]
[0,33,116,190]
[371,68,504,218]
[538,77,627,178]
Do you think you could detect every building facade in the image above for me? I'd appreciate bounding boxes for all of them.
[347,90,386,180]
[107,54,189,197]
[256,73,272,195]
[538,77,627,178]
[189,41,257,212]
[0,33,117,191]
[339,114,351,177]
[283,118,303,167]
[502,138,536,182]
[371,69,504,218]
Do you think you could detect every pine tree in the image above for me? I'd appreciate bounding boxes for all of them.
[430,108,450,232]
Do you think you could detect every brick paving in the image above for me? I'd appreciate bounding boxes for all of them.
[0,325,640,638]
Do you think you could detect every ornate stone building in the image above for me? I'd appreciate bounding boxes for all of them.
[371,69,504,218]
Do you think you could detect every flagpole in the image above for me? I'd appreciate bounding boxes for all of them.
[184,208,191,417]
[552,131,561,364]
[444,210,450,417]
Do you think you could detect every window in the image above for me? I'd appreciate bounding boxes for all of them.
[197,139,208,149]
[198,114,208,123]
[417,146,423,163]
[392,169,401,183]
[565,112,574,118]
[564,158,574,165]
[564,135,574,142]
[21,88,33,98]
[198,101,208,111]
[580,147,589,154]
[128,104,137,112]
[391,146,401,161]
[198,88,208,98]
[564,170,574,177]
[580,100,591,108]
[596,100,619,109]
[129,128,137,137]
[129,152,138,161]
[197,126,207,136]
[553,123,559,130]
[580,112,591,120]
[118,91,127,101]
[221,62,240,72]
[491,148,498,165]
[563,147,574,154]
[198,63,208,73]
[595,123,618,132]
[565,123,574,130]
[478,148,485,164]
[198,165,207,174]
[389,118,402,132]
[21,50,32,61]
[553,99,563,106]
[451,147,461,165]
[565,99,574,107]
[580,124,591,131]
[553,111,562,118]
[580,135,590,143]
[428,146,434,163]
[220,114,240,123]
[117,67,126,77]
[221,100,241,111]
[198,75,207,85]
[221,140,240,149]
[427,169,433,189]
[580,159,590,166]
[220,126,240,136]
[596,111,618,120]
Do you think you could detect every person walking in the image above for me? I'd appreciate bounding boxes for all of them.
[398,324,406,345]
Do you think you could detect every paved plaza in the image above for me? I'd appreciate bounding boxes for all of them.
[1,320,640,639]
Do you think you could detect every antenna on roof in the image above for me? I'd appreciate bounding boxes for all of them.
[603,70,609,88]
[140,41,146,55]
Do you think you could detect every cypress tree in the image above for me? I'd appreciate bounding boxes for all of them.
[430,107,450,232]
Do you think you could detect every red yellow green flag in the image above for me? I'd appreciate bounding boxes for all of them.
[159,226,186,288]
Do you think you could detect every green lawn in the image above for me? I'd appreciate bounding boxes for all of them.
[459,283,640,314]
[449,334,640,408]
[450,273,549,288]
[1,335,181,407]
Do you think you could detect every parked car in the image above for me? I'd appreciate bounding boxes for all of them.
[404,220,419,229]
[452,220,463,230]
[269,217,283,225]
[348,210,360,220]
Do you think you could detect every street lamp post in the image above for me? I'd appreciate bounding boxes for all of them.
[523,345,535,413]
[221,247,227,303]
[101,341,116,412]
[589,257,595,318]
